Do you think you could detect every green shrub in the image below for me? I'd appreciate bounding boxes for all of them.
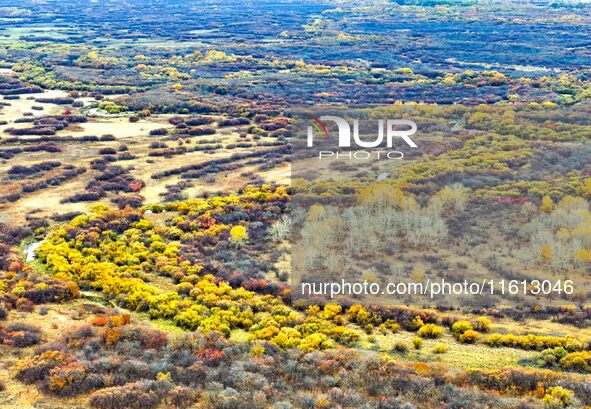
[392,341,408,354]
[451,320,472,338]
[433,343,448,354]
[558,351,591,373]
[542,386,575,409]
[484,333,579,351]
[412,337,423,350]
[412,316,424,330]
[474,317,491,332]
[382,319,400,333]
[418,324,444,339]
[540,347,568,367]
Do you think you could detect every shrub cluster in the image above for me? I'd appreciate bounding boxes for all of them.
[485,333,584,351]
[0,322,42,347]
[8,161,61,176]
[13,313,565,409]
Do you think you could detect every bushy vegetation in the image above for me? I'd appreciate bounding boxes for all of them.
[11,312,587,408]
[0,245,80,310]
[538,348,591,374]
[485,333,585,351]
[0,322,42,347]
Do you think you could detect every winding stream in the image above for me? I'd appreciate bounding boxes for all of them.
[24,241,42,262]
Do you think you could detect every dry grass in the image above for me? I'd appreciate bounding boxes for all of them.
[0,78,287,224]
